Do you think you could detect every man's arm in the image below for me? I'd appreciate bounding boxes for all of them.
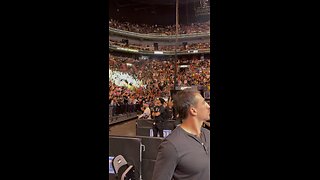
[153,112,161,117]
[152,140,178,180]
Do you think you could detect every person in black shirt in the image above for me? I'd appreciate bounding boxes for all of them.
[164,97,174,120]
[152,89,210,180]
[152,98,167,137]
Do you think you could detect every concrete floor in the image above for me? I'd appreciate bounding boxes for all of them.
[109,118,137,136]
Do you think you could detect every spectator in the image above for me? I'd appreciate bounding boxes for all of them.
[138,103,151,119]
[109,19,210,35]
[108,52,210,117]
[152,98,167,137]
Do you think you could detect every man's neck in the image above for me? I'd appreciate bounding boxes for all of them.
[180,118,203,137]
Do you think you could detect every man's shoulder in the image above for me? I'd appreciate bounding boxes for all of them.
[164,127,184,143]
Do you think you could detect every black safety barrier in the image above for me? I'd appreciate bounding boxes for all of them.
[136,119,176,137]
[139,136,163,180]
[142,159,156,180]
[109,135,164,180]
[136,119,154,128]
[109,136,143,180]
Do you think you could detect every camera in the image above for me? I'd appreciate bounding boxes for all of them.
[154,106,160,112]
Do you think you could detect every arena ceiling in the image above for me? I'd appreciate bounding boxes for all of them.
[111,0,205,6]
[109,0,210,7]
[109,0,210,25]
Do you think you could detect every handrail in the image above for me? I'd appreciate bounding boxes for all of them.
[109,104,140,117]
[109,45,210,55]
[109,27,210,40]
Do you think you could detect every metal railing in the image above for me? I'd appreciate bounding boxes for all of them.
[109,45,210,55]
[109,27,210,41]
[109,104,141,117]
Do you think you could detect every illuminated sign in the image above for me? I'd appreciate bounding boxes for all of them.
[154,51,164,54]
[116,47,139,52]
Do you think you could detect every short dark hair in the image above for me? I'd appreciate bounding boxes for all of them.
[173,89,201,120]
[158,98,166,104]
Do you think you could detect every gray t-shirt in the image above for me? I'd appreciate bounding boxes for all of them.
[152,126,210,180]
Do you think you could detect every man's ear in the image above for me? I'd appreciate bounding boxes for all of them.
[189,107,197,116]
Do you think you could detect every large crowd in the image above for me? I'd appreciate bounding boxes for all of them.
[109,53,210,115]
[109,19,210,35]
[109,39,210,52]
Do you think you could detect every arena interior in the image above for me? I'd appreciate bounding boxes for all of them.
[108,0,211,179]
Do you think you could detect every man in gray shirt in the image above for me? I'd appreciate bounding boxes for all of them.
[152,89,210,180]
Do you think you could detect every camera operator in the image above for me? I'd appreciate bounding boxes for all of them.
[152,98,167,137]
